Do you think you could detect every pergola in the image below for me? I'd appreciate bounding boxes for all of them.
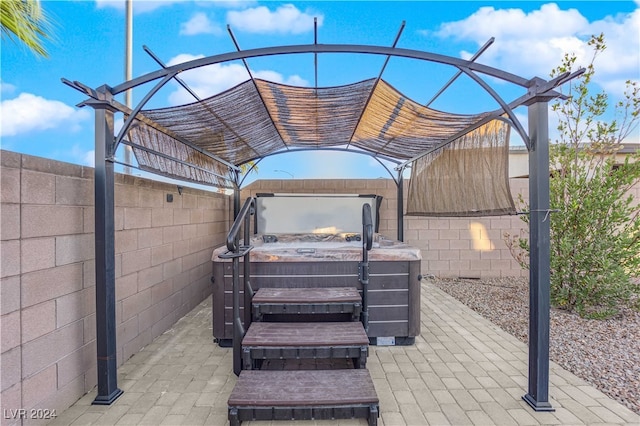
[64,22,583,412]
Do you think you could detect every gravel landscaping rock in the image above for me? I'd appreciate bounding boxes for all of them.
[430,276,640,415]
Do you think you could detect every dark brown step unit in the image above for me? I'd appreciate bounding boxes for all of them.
[252,287,362,321]
[260,358,355,370]
[242,322,369,369]
[228,369,379,426]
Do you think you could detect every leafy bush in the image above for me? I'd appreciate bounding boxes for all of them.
[506,34,640,318]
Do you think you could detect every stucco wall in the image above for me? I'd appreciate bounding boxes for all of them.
[0,151,229,423]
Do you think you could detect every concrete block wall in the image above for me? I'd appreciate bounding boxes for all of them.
[0,151,229,423]
[242,178,531,279]
[405,178,530,279]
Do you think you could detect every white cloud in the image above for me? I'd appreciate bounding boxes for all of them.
[251,70,308,87]
[195,0,256,8]
[438,3,588,41]
[95,0,181,14]
[284,75,308,87]
[431,3,639,98]
[585,8,640,95]
[1,80,16,95]
[180,12,223,36]
[0,93,90,137]
[227,4,322,34]
[84,150,95,167]
[166,53,308,105]
[69,145,95,167]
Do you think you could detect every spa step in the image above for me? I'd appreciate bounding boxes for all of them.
[242,321,369,369]
[228,369,379,426]
[251,287,362,321]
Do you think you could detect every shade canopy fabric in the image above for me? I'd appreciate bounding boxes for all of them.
[128,78,492,179]
[66,41,579,215]
[407,119,515,216]
[128,76,515,215]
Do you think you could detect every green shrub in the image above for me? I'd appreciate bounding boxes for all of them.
[506,34,640,318]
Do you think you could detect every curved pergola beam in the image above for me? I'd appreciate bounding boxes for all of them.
[236,146,401,188]
[99,43,535,174]
[71,43,545,176]
[457,66,530,148]
[114,73,175,150]
[109,43,532,96]
[239,145,402,167]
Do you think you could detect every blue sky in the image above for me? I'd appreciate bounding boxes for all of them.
[1,0,639,187]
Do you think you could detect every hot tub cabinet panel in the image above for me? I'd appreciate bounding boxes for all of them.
[212,245,421,345]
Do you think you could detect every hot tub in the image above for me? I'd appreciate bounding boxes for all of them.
[211,232,421,346]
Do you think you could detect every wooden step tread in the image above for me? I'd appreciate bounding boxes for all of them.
[242,322,368,347]
[228,369,378,406]
[252,287,361,304]
[260,358,355,370]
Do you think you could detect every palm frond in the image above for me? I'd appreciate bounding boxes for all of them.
[0,0,52,57]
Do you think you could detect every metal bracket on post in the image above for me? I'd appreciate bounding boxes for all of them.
[358,258,370,281]
[358,261,369,282]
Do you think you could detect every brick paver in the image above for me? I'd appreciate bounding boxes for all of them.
[48,282,640,425]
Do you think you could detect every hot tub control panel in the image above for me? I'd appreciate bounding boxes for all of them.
[262,234,278,243]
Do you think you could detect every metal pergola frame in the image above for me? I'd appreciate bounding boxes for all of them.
[64,28,583,411]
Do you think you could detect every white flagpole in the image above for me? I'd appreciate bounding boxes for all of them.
[123,0,133,174]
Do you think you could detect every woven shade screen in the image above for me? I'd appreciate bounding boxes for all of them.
[351,80,489,159]
[129,122,233,188]
[407,119,515,217]
[256,78,375,147]
[138,80,282,166]
[131,78,494,166]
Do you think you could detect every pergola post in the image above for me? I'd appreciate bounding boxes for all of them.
[90,88,123,405]
[233,170,241,219]
[523,96,554,412]
[397,170,404,242]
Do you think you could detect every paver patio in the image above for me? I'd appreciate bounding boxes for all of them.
[48,283,640,425]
